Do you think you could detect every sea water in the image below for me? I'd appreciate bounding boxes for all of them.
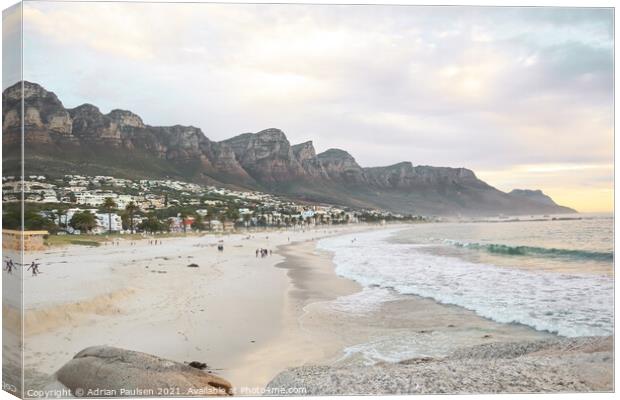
[318,214,613,340]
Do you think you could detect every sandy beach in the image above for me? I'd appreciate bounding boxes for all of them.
[17,224,377,391]
[13,223,613,394]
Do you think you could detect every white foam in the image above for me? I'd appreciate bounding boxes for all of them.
[328,287,400,314]
[318,229,613,337]
[337,330,472,365]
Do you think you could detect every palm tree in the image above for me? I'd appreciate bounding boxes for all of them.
[102,197,117,234]
[125,201,138,234]
[192,214,206,231]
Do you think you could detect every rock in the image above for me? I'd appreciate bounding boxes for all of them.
[221,128,306,183]
[107,109,145,129]
[365,162,482,189]
[316,148,367,184]
[188,361,207,370]
[187,263,199,268]
[266,336,612,395]
[55,346,232,396]
[3,81,72,141]
[292,141,330,180]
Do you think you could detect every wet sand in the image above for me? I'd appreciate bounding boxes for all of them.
[274,240,554,368]
[267,240,612,394]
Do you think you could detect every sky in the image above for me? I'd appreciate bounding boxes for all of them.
[8,2,615,212]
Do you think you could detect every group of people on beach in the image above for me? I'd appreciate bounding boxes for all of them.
[256,248,272,258]
[148,240,163,245]
[4,258,41,276]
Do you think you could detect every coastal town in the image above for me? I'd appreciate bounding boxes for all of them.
[2,174,427,236]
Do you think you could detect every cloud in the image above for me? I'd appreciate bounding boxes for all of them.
[18,2,614,211]
[3,3,22,88]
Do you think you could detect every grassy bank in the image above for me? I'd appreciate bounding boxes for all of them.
[43,231,207,248]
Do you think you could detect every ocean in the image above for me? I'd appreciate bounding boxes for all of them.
[318,214,613,339]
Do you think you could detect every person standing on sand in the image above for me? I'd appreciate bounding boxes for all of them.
[256,249,259,258]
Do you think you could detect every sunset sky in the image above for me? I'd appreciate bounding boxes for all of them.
[7,2,614,212]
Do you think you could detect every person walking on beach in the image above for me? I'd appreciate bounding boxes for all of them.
[4,259,14,274]
[256,249,259,258]
[27,261,40,276]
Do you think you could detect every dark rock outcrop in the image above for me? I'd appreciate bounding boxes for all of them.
[55,346,232,396]
[221,128,306,184]
[364,162,487,190]
[3,81,73,143]
[292,141,329,180]
[316,149,366,184]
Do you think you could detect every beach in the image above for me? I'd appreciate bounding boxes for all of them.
[14,221,613,394]
[17,224,376,391]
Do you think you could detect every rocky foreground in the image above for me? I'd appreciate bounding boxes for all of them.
[267,336,613,394]
[49,346,232,396]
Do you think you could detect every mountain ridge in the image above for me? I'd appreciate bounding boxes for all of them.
[2,81,576,216]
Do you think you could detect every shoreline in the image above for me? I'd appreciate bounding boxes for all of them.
[265,230,613,394]
[17,222,614,394]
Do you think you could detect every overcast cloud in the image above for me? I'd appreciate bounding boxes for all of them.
[12,2,614,211]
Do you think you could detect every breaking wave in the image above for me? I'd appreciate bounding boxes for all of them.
[444,240,613,261]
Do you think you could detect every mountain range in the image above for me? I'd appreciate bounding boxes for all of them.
[2,81,576,216]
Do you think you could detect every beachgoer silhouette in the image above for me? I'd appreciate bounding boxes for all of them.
[4,259,14,274]
[27,261,40,276]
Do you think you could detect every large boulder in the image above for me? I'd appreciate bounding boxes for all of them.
[55,346,232,397]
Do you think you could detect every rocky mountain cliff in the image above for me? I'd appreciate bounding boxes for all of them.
[508,189,563,208]
[3,81,576,216]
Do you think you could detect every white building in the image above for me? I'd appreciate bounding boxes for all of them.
[95,212,123,233]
